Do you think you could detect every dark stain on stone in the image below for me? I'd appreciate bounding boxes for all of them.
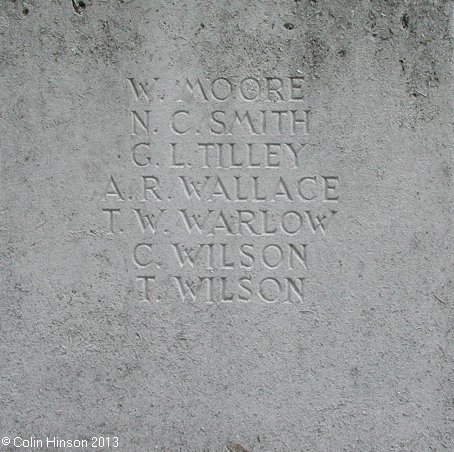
[22,7,29,15]
[72,0,86,15]
[401,13,409,29]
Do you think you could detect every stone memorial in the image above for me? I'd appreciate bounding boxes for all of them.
[0,0,452,450]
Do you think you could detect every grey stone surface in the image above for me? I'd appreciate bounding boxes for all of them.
[0,1,453,451]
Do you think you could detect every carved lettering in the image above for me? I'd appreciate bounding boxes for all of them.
[102,75,342,303]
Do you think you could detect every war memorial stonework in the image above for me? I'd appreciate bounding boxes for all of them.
[1,1,452,451]
[106,75,336,304]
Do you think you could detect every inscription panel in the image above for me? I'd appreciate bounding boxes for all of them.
[2,2,451,450]
[101,76,341,304]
